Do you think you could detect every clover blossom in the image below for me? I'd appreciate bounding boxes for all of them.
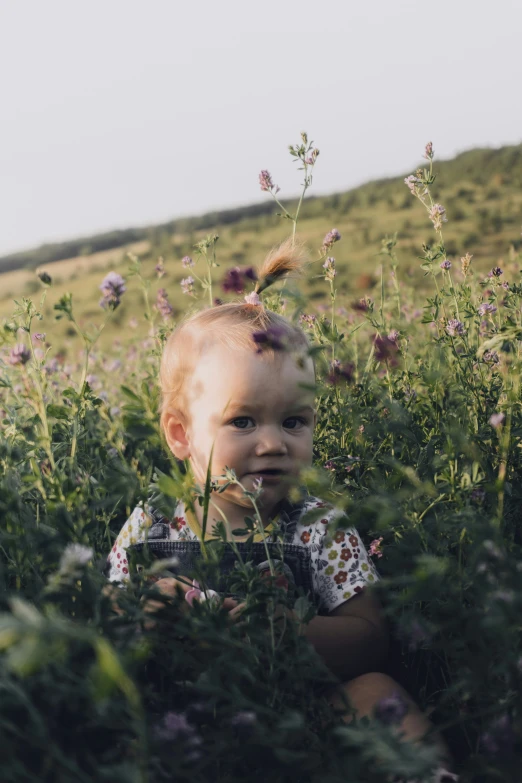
[222,266,258,294]
[259,169,280,194]
[8,344,31,365]
[369,537,383,558]
[483,350,500,364]
[374,692,408,725]
[440,259,452,270]
[478,303,497,316]
[59,543,94,574]
[387,329,399,343]
[322,228,341,252]
[373,335,399,366]
[322,256,336,281]
[404,174,421,194]
[181,256,194,268]
[180,276,195,295]
[299,313,317,326]
[489,412,505,429]
[155,288,173,318]
[352,297,372,313]
[99,272,126,310]
[423,141,434,160]
[327,359,354,385]
[446,319,465,337]
[429,203,448,231]
[488,266,503,278]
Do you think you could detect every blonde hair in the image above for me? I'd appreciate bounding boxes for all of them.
[159,239,310,433]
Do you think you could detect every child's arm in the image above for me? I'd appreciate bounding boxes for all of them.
[298,588,389,681]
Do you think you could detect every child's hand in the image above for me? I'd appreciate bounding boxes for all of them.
[142,576,192,628]
[222,596,247,624]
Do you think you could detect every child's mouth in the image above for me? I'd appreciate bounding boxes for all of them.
[249,469,286,483]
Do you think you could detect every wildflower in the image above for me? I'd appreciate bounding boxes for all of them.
[244,291,261,305]
[252,326,286,353]
[327,359,354,385]
[259,170,280,194]
[471,488,486,505]
[99,272,126,310]
[180,276,195,295]
[181,255,194,268]
[59,543,94,573]
[373,335,399,366]
[369,537,383,558]
[440,259,452,270]
[185,579,220,607]
[155,288,174,318]
[461,253,473,275]
[429,203,448,231]
[404,174,420,194]
[374,692,408,725]
[478,302,497,316]
[446,319,465,337]
[222,266,258,294]
[387,329,399,343]
[305,148,319,165]
[37,270,52,285]
[155,257,165,277]
[32,333,46,343]
[480,714,515,757]
[423,141,434,160]
[322,228,341,251]
[8,344,31,365]
[299,313,317,326]
[324,460,336,471]
[489,412,505,429]
[352,297,372,313]
[155,711,199,741]
[323,256,336,281]
[483,350,500,364]
[488,266,503,277]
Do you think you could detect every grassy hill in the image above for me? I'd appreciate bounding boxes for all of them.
[1,143,521,351]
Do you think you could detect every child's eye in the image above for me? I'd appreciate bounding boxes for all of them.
[283,417,306,430]
[231,417,255,429]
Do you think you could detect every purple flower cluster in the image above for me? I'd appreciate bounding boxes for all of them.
[99,272,126,310]
[180,276,195,295]
[155,288,173,318]
[478,302,497,316]
[446,319,465,337]
[429,203,448,230]
[299,313,317,327]
[440,259,452,270]
[327,359,354,385]
[259,170,280,194]
[182,256,194,268]
[155,711,202,762]
[155,257,165,278]
[488,266,503,278]
[322,228,341,251]
[373,335,399,366]
[252,326,286,353]
[423,141,434,160]
[305,148,320,165]
[8,344,31,366]
[352,297,372,313]
[404,174,421,194]
[374,692,408,725]
[483,350,500,364]
[322,256,336,281]
[222,266,258,294]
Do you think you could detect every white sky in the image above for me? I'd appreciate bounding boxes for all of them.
[1,0,521,256]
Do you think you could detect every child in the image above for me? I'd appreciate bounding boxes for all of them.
[106,241,454,777]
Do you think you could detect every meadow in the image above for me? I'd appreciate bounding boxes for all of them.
[0,136,522,781]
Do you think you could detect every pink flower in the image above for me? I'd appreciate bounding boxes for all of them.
[369,537,383,558]
[259,170,280,194]
[423,141,433,160]
[185,580,219,607]
[489,412,505,429]
[244,291,261,305]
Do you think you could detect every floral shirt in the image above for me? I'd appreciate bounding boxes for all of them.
[106,496,379,613]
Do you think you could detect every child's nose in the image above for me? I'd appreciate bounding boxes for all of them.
[255,426,288,455]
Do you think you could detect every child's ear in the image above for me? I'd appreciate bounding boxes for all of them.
[164,411,191,460]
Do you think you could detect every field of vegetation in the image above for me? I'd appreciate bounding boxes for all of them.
[1,136,522,781]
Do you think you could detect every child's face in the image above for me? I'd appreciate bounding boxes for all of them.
[171,343,316,518]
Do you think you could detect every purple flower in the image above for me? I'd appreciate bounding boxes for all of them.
[8,344,31,365]
[32,333,46,343]
[155,257,165,277]
[387,329,399,343]
[423,141,434,160]
[244,291,261,305]
[373,335,399,366]
[352,298,372,313]
[480,714,515,757]
[489,412,505,429]
[181,256,194,268]
[155,288,173,318]
[305,148,319,166]
[446,319,465,337]
[299,314,317,326]
[99,272,126,310]
[429,203,448,230]
[155,711,193,741]
[483,350,500,364]
[440,259,452,270]
[478,302,497,316]
[322,256,336,281]
[471,488,486,505]
[37,270,52,285]
[259,170,280,194]
[252,326,286,353]
[488,266,503,278]
[181,276,195,295]
[369,537,383,558]
[324,460,336,471]
[322,228,341,251]
[222,266,258,294]
[404,174,420,194]
[327,359,354,385]
[374,692,408,725]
